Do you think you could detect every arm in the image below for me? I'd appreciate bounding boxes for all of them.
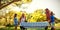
[18,17,21,25]
[25,16,27,22]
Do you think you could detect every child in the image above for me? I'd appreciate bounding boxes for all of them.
[14,14,18,30]
[50,12,55,30]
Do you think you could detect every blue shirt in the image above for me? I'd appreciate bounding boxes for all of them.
[50,15,55,22]
[14,17,18,25]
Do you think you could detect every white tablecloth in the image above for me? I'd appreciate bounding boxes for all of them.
[20,22,49,28]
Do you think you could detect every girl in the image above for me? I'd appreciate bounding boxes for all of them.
[19,13,26,30]
[14,14,18,30]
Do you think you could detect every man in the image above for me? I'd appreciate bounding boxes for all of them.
[45,8,51,30]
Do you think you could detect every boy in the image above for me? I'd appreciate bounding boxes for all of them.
[50,12,55,30]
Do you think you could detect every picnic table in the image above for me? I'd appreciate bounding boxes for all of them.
[20,21,49,28]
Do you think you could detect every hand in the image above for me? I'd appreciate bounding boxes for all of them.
[48,20,50,22]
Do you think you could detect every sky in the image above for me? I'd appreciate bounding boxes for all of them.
[7,0,60,18]
[21,0,60,18]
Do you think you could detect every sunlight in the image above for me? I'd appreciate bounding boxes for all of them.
[10,0,60,18]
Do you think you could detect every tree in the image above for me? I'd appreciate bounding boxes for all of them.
[28,9,46,22]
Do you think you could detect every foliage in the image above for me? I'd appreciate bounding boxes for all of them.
[28,9,46,22]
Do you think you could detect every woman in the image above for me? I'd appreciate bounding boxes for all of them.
[19,13,26,30]
[14,14,18,30]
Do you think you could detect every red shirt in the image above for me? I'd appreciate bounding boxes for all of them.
[45,8,51,21]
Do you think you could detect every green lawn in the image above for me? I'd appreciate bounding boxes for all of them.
[0,27,60,30]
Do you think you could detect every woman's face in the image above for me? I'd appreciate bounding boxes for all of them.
[22,13,25,17]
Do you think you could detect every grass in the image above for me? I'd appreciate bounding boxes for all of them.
[0,27,60,30]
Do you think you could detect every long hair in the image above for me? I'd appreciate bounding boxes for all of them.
[21,13,25,18]
[20,13,26,21]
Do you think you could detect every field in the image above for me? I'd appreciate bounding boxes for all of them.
[0,26,60,30]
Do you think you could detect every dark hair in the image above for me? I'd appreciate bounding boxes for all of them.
[45,8,49,11]
[14,14,17,18]
[51,12,54,15]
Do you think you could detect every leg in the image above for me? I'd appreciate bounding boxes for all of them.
[20,26,23,30]
[45,22,51,30]
[51,22,55,30]
[23,27,25,30]
[20,26,26,30]
[45,26,48,30]
[22,26,26,30]
[51,27,55,30]
[14,25,17,30]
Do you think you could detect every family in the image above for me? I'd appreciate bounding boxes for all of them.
[14,13,26,30]
[14,8,55,30]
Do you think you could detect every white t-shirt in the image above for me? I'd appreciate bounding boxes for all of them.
[20,18,25,26]
[21,18,25,22]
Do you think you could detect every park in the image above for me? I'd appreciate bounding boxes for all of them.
[0,0,60,30]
